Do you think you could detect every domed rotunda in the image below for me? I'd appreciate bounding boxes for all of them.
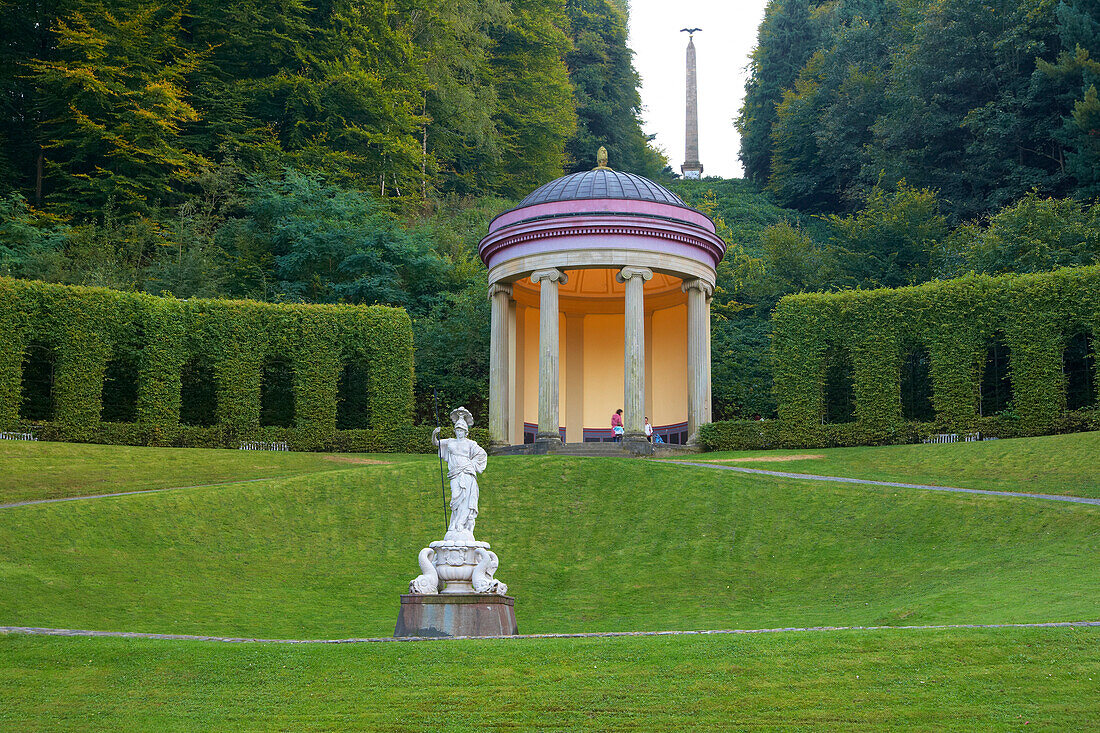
[478,150,726,450]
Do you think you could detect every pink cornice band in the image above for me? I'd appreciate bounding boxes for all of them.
[480,200,727,272]
[489,198,714,230]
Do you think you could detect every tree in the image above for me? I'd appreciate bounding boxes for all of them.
[29,2,209,218]
[238,170,448,308]
[756,220,835,306]
[768,51,836,210]
[562,0,666,176]
[736,0,818,184]
[935,192,1100,277]
[0,0,80,201]
[868,0,1064,218]
[489,0,578,196]
[827,181,949,287]
[410,0,509,195]
[184,0,430,200]
[1037,1,1100,198]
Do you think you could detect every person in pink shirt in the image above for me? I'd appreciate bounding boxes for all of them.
[611,408,624,442]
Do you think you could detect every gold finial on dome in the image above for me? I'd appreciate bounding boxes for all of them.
[594,146,611,170]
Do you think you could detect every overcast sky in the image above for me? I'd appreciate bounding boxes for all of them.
[628,1,770,179]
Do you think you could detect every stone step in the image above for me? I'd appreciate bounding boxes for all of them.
[491,441,699,457]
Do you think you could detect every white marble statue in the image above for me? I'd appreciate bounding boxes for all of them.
[407,406,508,596]
[432,406,488,543]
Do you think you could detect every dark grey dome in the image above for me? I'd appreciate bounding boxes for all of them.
[516,169,687,209]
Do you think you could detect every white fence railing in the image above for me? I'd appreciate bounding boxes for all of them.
[239,441,289,452]
[0,432,37,441]
[922,432,996,444]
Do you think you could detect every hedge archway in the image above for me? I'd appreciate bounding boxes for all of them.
[823,346,855,424]
[705,266,1100,452]
[180,358,217,427]
[0,277,416,451]
[980,332,1012,417]
[1064,331,1096,411]
[101,351,140,423]
[260,357,295,428]
[900,343,934,422]
[19,342,56,421]
[336,362,370,429]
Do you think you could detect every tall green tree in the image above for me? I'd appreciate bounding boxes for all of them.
[768,51,835,209]
[29,2,209,218]
[871,0,1064,218]
[184,0,429,199]
[826,181,949,287]
[0,0,79,201]
[236,170,448,308]
[410,0,509,196]
[935,192,1100,277]
[768,0,902,210]
[736,0,818,183]
[562,0,665,176]
[1037,0,1100,198]
[489,0,578,196]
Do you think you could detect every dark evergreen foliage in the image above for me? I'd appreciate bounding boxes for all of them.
[736,0,818,184]
[739,0,1100,219]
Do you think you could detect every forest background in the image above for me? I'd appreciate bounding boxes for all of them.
[1,0,1098,423]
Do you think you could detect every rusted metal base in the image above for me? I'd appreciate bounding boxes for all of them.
[394,594,518,638]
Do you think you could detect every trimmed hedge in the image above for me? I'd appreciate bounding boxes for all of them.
[702,266,1100,451]
[0,278,416,451]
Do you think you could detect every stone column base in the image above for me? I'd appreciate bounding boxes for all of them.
[621,437,655,456]
[394,594,518,638]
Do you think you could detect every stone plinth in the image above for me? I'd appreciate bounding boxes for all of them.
[394,594,518,638]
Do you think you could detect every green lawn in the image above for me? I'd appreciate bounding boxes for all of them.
[2,439,1098,730]
[2,627,1098,730]
[0,440,413,504]
[2,449,1097,638]
[686,431,1100,498]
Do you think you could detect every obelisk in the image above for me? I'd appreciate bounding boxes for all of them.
[681,28,704,180]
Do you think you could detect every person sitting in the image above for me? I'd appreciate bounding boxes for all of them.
[644,417,653,442]
[611,409,624,442]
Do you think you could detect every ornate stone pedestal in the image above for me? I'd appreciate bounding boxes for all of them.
[394,594,518,638]
[401,537,514,637]
[431,540,491,594]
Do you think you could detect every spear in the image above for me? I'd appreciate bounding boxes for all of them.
[432,388,448,532]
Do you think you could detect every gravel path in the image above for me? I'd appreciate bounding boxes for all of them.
[661,461,1100,506]
[2,620,1098,644]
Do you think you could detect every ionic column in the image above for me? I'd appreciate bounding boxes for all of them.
[564,312,585,445]
[683,278,714,444]
[488,282,512,447]
[704,290,713,424]
[531,268,568,443]
[510,302,525,445]
[618,266,652,441]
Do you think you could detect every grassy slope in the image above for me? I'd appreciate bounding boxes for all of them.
[0,441,414,504]
[2,452,1097,638]
[686,431,1100,498]
[2,628,1098,731]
